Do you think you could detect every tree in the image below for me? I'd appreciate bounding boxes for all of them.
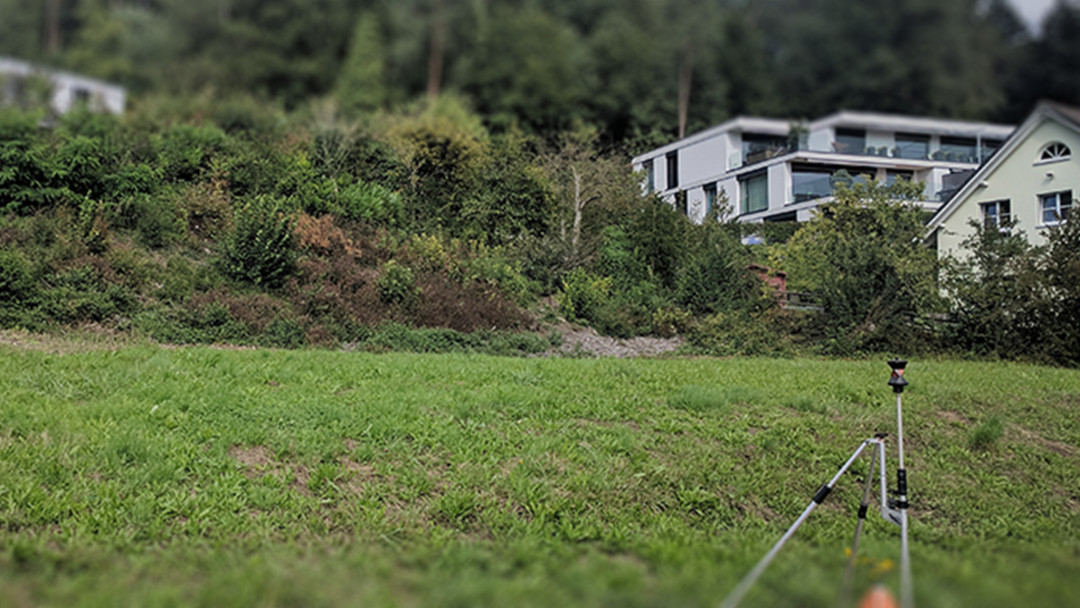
[773,179,941,352]
[540,126,643,263]
[1028,0,1080,107]
[335,11,387,116]
[941,220,1042,357]
[454,6,589,133]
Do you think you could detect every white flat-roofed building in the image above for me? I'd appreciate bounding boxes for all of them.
[0,56,126,115]
[632,110,1015,224]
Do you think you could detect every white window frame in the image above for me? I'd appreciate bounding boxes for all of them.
[1039,190,1073,226]
[979,199,1011,231]
[1036,142,1071,165]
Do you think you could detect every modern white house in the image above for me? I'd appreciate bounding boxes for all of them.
[926,101,1080,260]
[631,111,1015,224]
[0,56,126,115]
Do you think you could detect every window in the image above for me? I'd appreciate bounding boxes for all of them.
[980,138,1004,162]
[666,152,678,190]
[791,165,833,202]
[740,172,768,215]
[645,159,655,192]
[742,133,788,165]
[791,164,875,202]
[675,191,688,216]
[894,133,930,159]
[834,128,866,154]
[1040,190,1073,225]
[980,200,1011,230]
[1039,142,1071,163]
[939,137,977,162]
[703,183,717,216]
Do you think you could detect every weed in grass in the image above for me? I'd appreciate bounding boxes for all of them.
[969,415,1004,450]
[668,385,732,412]
[786,394,826,415]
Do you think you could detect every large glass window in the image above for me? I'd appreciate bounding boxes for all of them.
[939,137,977,162]
[895,133,930,159]
[742,133,788,165]
[981,138,1004,162]
[1040,190,1073,225]
[834,128,866,154]
[980,200,1011,229]
[666,152,678,190]
[791,166,833,202]
[740,172,768,215]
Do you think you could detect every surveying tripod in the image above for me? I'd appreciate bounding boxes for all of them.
[720,360,913,608]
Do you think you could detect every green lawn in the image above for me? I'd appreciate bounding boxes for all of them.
[1,342,1078,607]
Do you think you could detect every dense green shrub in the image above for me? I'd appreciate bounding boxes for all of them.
[336,179,403,224]
[0,249,39,307]
[375,260,418,307]
[258,319,308,349]
[156,124,228,182]
[773,180,940,354]
[558,268,611,324]
[675,222,759,315]
[218,195,298,288]
[944,215,1080,366]
[132,195,184,249]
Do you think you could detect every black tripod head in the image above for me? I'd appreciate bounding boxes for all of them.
[887,359,908,394]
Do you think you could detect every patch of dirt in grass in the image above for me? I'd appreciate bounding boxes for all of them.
[0,327,138,354]
[1008,425,1077,458]
[229,444,312,496]
[938,410,971,425]
[544,322,683,358]
[229,445,275,471]
[338,457,380,493]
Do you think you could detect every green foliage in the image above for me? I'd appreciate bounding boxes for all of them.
[675,220,759,316]
[942,220,1040,357]
[336,11,386,116]
[558,268,611,324]
[684,309,803,357]
[335,178,402,224]
[0,249,40,315]
[466,131,556,245]
[667,385,734,412]
[773,180,941,353]
[944,213,1080,366]
[375,260,418,307]
[156,124,228,182]
[0,109,58,214]
[969,415,1005,450]
[382,95,490,234]
[218,195,298,288]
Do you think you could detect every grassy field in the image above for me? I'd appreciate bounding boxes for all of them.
[1,337,1078,607]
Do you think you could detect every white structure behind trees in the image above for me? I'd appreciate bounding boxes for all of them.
[0,56,126,115]
[632,111,1014,224]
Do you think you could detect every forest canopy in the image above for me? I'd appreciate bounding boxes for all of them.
[2,0,1077,150]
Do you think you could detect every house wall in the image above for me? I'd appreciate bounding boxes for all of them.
[936,118,1080,259]
[679,137,727,187]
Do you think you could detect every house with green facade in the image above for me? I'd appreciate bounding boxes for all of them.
[926,102,1080,260]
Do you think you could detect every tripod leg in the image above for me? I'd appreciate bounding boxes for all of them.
[720,440,871,608]
[839,438,881,608]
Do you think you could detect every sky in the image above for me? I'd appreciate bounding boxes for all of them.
[1007,0,1056,32]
